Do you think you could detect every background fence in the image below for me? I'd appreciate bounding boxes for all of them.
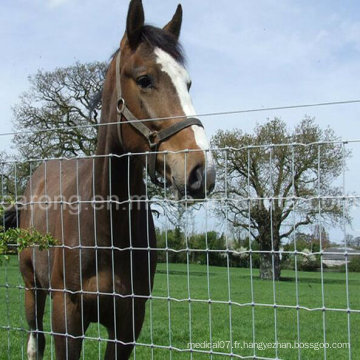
[0,104,360,359]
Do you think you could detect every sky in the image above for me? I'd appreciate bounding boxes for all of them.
[1,0,360,242]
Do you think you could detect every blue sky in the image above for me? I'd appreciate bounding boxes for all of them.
[1,0,360,241]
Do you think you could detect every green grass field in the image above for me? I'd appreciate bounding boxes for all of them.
[0,256,359,359]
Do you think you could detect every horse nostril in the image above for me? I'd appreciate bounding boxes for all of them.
[208,181,215,194]
[188,165,203,193]
[206,166,216,194]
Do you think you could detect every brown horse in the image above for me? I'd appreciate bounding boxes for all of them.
[6,0,216,359]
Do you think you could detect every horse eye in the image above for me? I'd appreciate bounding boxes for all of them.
[136,75,153,89]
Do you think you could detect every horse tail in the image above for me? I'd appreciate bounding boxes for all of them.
[3,206,20,230]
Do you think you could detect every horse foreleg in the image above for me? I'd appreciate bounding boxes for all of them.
[52,292,88,360]
[104,298,146,360]
[24,287,47,360]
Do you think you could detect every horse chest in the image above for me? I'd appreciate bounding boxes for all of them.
[83,270,129,296]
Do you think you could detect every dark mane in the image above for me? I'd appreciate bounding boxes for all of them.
[141,25,185,65]
[109,25,185,64]
[90,25,185,121]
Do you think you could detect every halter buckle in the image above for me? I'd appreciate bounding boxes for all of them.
[116,98,126,114]
[148,131,158,149]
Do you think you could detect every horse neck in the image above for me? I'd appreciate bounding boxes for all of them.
[94,62,144,200]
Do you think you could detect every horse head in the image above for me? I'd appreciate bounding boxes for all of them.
[111,0,215,199]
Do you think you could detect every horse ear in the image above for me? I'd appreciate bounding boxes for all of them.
[126,0,145,49]
[163,4,182,40]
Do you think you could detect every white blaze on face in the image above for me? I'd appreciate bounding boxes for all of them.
[154,47,215,168]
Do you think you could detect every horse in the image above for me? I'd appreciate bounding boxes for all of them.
[5,0,216,359]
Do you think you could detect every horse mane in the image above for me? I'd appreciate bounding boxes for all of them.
[89,25,185,122]
[141,25,185,64]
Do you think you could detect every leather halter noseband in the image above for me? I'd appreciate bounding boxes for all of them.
[115,50,203,186]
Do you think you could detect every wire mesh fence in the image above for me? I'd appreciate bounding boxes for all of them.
[0,109,359,359]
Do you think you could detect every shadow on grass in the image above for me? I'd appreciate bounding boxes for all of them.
[157,268,360,287]
[280,275,360,285]
[156,270,216,277]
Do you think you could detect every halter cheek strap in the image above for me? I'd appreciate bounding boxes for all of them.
[115,50,203,186]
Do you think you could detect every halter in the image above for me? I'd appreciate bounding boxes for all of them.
[115,50,203,186]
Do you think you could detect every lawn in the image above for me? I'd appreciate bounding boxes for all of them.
[0,255,359,359]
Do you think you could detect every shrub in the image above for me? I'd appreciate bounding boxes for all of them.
[298,257,321,271]
[281,248,321,272]
[348,256,360,272]
[0,227,56,263]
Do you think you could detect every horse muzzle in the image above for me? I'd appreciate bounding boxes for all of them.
[172,164,216,200]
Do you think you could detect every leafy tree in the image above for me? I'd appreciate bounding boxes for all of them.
[347,256,360,272]
[186,231,227,266]
[156,227,186,263]
[156,229,228,266]
[211,117,349,280]
[12,62,106,160]
[3,63,105,196]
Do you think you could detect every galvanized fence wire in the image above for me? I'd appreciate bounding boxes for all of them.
[0,98,359,139]
[0,109,359,359]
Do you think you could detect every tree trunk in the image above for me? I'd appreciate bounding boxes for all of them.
[258,225,281,280]
[259,252,281,280]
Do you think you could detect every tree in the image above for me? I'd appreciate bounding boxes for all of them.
[349,236,360,249]
[12,62,106,160]
[4,62,106,196]
[0,151,30,197]
[211,117,349,280]
[311,224,330,249]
